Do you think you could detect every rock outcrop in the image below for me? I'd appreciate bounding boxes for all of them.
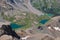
[0,25,21,40]
[0,35,12,40]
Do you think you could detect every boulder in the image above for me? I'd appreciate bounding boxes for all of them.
[0,35,12,40]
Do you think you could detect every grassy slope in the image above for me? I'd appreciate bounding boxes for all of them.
[3,12,52,30]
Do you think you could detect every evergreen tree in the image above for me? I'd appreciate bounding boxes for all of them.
[31,0,60,15]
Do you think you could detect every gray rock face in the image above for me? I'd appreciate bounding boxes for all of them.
[0,29,4,36]
[0,30,20,40]
[0,35,12,40]
[41,36,54,40]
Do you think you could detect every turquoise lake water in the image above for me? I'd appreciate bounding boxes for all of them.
[39,14,53,24]
[47,13,53,17]
[10,23,23,29]
[39,19,48,24]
